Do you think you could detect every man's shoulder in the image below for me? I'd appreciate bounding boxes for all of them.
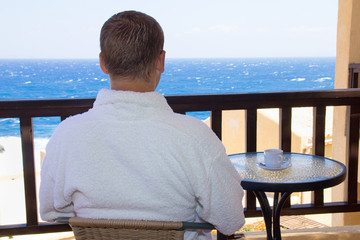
[168,113,221,145]
[52,110,94,136]
[171,113,210,131]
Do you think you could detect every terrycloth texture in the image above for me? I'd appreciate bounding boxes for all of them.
[40,89,245,239]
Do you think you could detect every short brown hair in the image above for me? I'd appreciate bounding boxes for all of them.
[100,11,164,80]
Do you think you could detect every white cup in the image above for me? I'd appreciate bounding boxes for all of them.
[264,149,284,168]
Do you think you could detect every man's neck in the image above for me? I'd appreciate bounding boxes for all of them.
[109,76,157,93]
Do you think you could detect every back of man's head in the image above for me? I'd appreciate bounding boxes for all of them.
[100,11,164,80]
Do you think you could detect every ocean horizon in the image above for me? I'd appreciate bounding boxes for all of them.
[0,57,335,139]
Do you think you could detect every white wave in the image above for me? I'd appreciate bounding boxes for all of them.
[34,137,50,150]
[290,78,306,82]
[314,77,332,82]
[0,118,19,125]
[24,81,31,84]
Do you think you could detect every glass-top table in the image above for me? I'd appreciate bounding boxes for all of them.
[229,152,346,240]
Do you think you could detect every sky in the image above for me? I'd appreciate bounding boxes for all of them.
[0,0,338,59]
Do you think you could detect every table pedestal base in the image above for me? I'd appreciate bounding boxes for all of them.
[253,191,292,240]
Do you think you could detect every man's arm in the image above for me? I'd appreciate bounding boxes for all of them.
[196,151,245,235]
[39,136,75,222]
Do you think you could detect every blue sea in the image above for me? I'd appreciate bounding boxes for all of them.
[0,57,335,139]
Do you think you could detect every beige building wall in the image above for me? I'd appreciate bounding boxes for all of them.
[205,108,331,156]
[332,0,360,226]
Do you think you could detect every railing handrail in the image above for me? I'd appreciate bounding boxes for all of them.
[1,88,360,118]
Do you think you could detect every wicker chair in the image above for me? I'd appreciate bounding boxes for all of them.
[56,217,231,240]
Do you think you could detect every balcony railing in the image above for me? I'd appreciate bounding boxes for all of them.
[0,88,359,237]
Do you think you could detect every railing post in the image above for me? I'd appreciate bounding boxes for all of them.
[312,106,326,206]
[211,110,222,140]
[313,106,326,156]
[20,117,38,226]
[246,108,257,152]
[280,107,292,152]
[348,105,360,204]
[245,108,257,211]
[279,107,292,208]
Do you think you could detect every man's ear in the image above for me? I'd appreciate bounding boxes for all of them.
[99,52,109,74]
[156,51,166,74]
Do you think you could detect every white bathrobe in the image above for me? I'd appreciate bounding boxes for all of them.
[40,89,245,239]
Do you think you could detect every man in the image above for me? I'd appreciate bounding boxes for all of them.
[40,11,244,239]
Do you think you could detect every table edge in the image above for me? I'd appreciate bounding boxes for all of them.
[231,152,347,192]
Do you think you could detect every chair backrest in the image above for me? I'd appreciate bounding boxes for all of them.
[56,217,215,240]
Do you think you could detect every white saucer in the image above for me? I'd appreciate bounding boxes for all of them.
[257,161,291,171]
